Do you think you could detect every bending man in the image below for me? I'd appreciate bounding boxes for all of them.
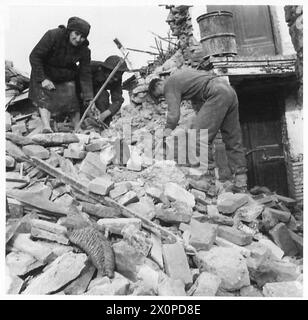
[148,68,248,190]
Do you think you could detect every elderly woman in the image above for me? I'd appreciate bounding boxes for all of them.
[29,16,94,133]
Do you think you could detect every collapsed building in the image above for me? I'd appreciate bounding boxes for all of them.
[5,5,303,297]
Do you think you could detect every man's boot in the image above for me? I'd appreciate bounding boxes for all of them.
[233,173,248,193]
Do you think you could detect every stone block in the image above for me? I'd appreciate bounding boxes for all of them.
[109,183,129,199]
[217,225,253,246]
[155,205,191,225]
[145,186,163,201]
[261,207,279,231]
[150,234,163,269]
[23,252,87,295]
[85,138,109,152]
[6,155,16,169]
[79,152,107,180]
[157,275,186,296]
[88,176,114,196]
[126,149,142,171]
[207,205,234,226]
[164,182,195,208]
[22,144,49,159]
[240,285,263,297]
[7,198,23,218]
[269,223,299,256]
[258,238,284,260]
[6,112,12,131]
[118,191,139,206]
[214,236,251,257]
[190,272,221,296]
[97,218,141,235]
[113,240,146,282]
[6,251,44,277]
[190,188,206,201]
[189,220,217,251]
[121,224,153,256]
[27,117,42,132]
[288,230,303,255]
[100,144,116,165]
[267,208,291,223]
[11,122,27,135]
[126,197,156,220]
[194,247,250,291]
[63,143,86,160]
[162,242,192,286]
[86,272,130,295]
[263,281,302,297]
[217,192,249,215]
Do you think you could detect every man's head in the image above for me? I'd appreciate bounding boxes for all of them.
[67,17,91,46]
[148,78,164,103]
[101,55,128,83]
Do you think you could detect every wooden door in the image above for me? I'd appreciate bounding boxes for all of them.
[207,5,276,56]
[239,89,289,195]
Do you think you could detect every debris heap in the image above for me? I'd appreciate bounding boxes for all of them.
[5,105,303,297]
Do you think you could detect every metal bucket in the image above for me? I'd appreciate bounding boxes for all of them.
[197,11,237,58]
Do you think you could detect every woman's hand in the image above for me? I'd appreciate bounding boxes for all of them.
[41,79,56,90]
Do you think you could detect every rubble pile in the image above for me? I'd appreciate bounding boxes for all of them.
[5,108,303,297]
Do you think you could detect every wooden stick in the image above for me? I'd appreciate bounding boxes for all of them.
[74,53,128,132]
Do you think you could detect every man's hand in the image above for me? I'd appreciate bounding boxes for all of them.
[41,79,55,90]
[99,110,112,123]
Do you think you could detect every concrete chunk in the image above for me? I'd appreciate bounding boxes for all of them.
[263,281,302,297]
[240,285,263,297]
[194,247,250,291]
[126,197,156,220]
[145,186,163,201]
[189,220,217,251]
[97,218,141,235]
[164,182,195,208]
[22,144,49,159]
[217,225,253,246]
[11,122,27,135]
[89,176,114,196]
[162,242,193,286]
[217,192,249,214]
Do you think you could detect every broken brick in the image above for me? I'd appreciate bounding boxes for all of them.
[88,176,114,196]
[162,242,192,286]
[22,144,49,159]
[258,238,284,260]
[11,122,27,135]
[236,204,264,222]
